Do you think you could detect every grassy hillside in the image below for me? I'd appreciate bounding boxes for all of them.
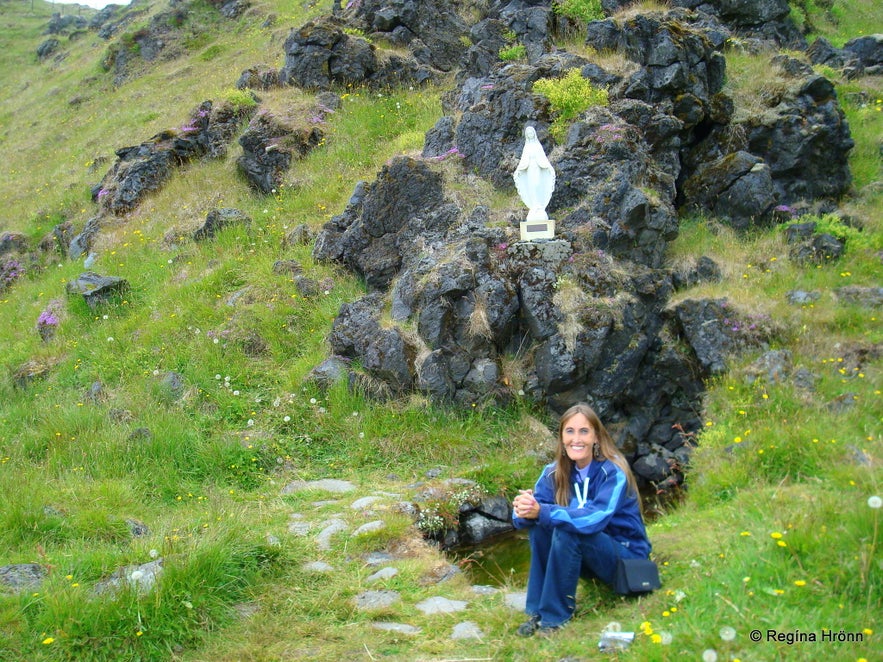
[0,0,880,660]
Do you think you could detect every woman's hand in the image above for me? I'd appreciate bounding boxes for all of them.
[513,489,540,520]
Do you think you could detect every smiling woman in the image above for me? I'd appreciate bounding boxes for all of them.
[511,403,653,636]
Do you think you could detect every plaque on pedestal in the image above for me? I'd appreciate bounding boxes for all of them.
[520,219,555,241]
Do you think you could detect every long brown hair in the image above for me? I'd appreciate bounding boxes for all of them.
[553,403,641,512]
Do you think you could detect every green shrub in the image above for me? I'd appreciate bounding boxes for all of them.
[784,213,877,252]
[219,87,258,113]
[343,27,371,43]
[499,43,526,61]
[533,68,609,141]
[553,0,605,23]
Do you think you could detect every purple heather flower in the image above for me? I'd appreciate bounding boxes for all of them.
[38,310,60,327]
[1,259,24,288]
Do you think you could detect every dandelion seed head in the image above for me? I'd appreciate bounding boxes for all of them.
[868,496,882,509]
[719,626,736,641]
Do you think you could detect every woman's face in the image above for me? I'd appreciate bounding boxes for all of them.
[562,412,596,469]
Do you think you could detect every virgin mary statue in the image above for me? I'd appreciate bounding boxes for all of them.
[513,125,555,222]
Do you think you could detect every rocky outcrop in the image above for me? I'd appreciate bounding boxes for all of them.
[193,208,252,241]
[682,151,777,230]
[603,0,804,48]
[312,155,779,488]
[809,34,883,77]
[739,56,854,204]
[237,110,325,193]
[94,99,255,215]
[342,0,470,72]
[36,38,61,60]
[65,272,130,309]
[307,6,858,490]
[45,13,88,35]
[312,157,457,289]
[277,16,434,91]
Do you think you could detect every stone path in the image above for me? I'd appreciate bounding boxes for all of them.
[0,476,529,645]
[279,477,527,641]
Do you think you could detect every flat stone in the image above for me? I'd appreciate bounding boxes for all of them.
[288,521,311,536]
[351,496,384,510]
[364,552,397,566]
[94,559,163,595]
[352,520,385,536]
[371,622,420,635]
[471,585,499,595]
[0,564,46,591]
[366,567,398,583]
[353,590,401,611]
[415,596,468,615]
[451,621,485,640]
[303,561,334,573]
[316,518,348,550]
[504,591,527,611]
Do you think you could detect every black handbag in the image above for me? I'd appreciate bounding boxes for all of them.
[613,557,661,595]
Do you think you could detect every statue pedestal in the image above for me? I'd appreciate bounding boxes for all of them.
[519,219,555,242]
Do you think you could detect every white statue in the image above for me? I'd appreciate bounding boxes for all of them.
[513,125,555,222]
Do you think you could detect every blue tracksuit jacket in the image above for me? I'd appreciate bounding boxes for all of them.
[513,458,651,558]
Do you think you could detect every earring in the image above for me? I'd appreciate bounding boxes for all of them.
[593,443,602,460]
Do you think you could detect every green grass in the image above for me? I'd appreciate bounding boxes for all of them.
[0,0,881,660]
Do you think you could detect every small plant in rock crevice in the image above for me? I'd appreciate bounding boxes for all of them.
[414,483,487,539]
[533,68,609,142]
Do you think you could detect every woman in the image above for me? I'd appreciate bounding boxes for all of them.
[512,403,651,636]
